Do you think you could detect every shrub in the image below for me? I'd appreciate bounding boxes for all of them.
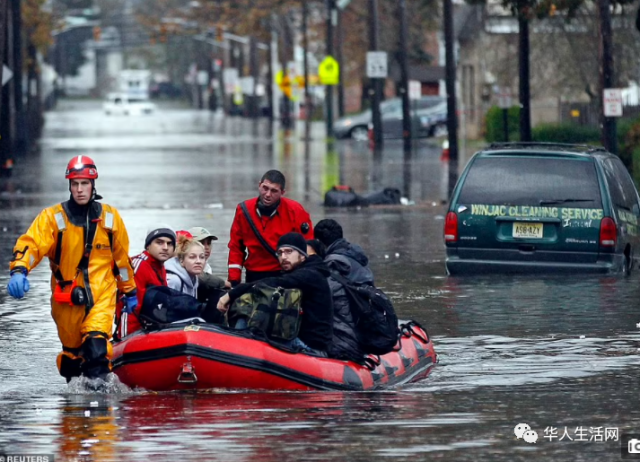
[620,117,640,171]
[531,123,600,144]
[484,106,520,142]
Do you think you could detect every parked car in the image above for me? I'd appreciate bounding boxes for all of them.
[333,98,401,140]
[333,96,442,141]
[103,93,156,116]
[374,98,446,139]
[444,143,640,275]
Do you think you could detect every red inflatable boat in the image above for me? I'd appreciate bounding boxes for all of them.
[112,320,437,391]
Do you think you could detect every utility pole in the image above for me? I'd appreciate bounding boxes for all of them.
[336,8,345,117]
[12,0,24,155]
[326,0,336,138]
[279,16,292,129]
[249,36,259,119]
[599,0,616,153]
[303,0,311,138]
[443,0,459,198]
[398,0,412,153]
[0,0,7,125]
[518,15,532,142]
[369,0,383,146]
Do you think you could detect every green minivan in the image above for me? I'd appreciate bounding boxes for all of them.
[444,143,640,275]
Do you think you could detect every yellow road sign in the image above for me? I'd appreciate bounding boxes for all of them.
[279,75,293,99]
[319,56,339,86]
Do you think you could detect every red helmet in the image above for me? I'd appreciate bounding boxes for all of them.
[65,155,98,180]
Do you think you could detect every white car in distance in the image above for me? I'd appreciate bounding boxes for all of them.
[103,93,156,116]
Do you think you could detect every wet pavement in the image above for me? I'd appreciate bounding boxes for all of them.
[1,100,640,461]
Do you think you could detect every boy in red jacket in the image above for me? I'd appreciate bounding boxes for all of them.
[119,225,176,337]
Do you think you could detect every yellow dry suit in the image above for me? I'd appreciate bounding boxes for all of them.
[10,199,136,380]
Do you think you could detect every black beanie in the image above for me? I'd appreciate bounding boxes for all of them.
[145,225,177,249]
[277,232,308,257]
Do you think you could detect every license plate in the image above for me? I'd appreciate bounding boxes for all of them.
[513,222,543,238]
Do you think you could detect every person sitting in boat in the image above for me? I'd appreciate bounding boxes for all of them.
[217,232,333,356]
[119,225,177,337]
[188,226,230,299]
[165,233,205,297]
[314,219,374,362]
[306,239,326,259]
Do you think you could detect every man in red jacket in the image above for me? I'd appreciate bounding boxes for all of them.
[228,170,313,285]
[119,225,177,337]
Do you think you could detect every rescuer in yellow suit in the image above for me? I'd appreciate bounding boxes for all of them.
[6,155,137,385]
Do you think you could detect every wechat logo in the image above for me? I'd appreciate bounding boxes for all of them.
[515,423,539,444]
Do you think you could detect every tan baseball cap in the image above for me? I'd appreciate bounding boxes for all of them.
[188,226,218,242]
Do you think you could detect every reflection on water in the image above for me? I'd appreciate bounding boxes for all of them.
[0,102,639,460]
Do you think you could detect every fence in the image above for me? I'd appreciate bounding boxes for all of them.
[560,102,640,126]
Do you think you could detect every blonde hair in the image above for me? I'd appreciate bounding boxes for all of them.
[175,235,205,262]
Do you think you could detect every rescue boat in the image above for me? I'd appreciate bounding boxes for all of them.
[112,320,437,391]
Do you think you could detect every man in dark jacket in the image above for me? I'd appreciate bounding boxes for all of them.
[314,219,374,361]
[218,232,333,355]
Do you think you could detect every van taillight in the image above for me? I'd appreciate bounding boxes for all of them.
[444,212,458,243]
[599,217,617,247]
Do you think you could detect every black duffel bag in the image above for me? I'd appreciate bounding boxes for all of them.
[324,185,367,207]
[140,285,225,328]
[363,187,402,205]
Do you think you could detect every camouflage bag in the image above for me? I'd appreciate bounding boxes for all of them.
[229,283,303,341]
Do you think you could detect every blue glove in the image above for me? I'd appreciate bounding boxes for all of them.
[7,269,30,299]
[122,291,138,314]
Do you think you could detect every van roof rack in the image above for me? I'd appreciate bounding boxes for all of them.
[487,142,608,154]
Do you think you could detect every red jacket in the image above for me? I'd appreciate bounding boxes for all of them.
[120,251,167,336]
[228,197,313,282]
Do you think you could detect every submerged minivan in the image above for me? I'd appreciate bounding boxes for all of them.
[444,143,640,275]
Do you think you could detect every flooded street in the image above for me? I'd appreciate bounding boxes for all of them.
[1,100,640,461]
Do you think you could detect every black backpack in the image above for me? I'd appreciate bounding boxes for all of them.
[330,273,399,355]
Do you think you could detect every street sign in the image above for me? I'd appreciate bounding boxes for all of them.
[2,65,12,86]
[409,80,421,100]
[197,71,208,86]
[336,0,352,9]
[319,56,339,85]
[603,88,623,117]
[366,51,387,79]
[223,68,238,95]
[497,87,512,109]
[240,76,255,95]
[279,75,293,99]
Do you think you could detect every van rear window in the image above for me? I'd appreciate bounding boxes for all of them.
[458,156,602,207]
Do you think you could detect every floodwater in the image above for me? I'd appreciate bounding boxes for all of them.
[1,100,639,461]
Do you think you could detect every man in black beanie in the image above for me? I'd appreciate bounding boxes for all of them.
[217,232,333,355]
[118,225,177,337]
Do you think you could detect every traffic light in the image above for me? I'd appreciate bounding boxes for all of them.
[93,26,101,42]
